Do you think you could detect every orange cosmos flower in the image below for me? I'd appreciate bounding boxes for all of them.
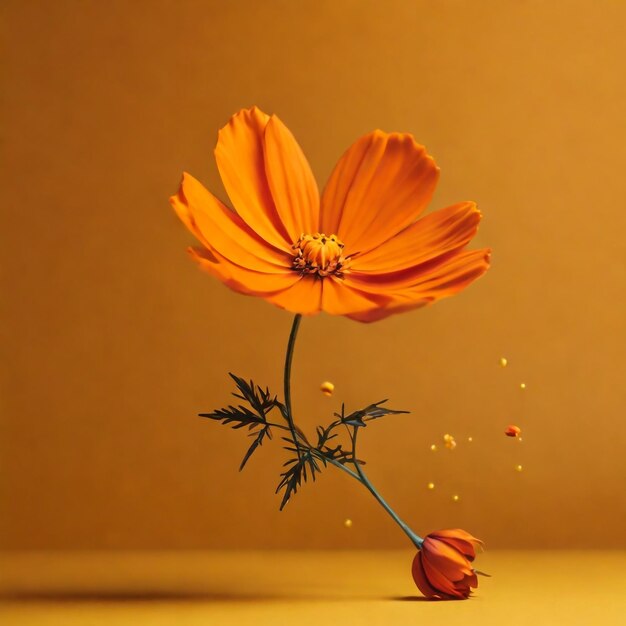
[412,529,484,600]
[171,107,490,322]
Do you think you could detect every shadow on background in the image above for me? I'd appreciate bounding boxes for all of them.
[1,590,434,604]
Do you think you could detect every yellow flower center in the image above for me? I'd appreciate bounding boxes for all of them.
[292,233,350,278]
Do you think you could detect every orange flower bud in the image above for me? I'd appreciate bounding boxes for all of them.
[412,529,484,599]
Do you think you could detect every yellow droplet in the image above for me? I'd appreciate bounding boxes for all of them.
[430,444,438,452]
[515,464,523,472]
[452,494,460,502]
[427,482,435,490]
[443,433,457,449]
[467,436,473,443]
[518,437,523,443]
[520,383,526,390]
[320,381,335,396]
[500,357,508,367]
[344,518,353,528]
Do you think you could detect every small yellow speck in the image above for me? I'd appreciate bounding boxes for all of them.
[320,381,335,396]
[430,444,438,452]
[427,482,435,490]
[467,436,473,443]
[443,433,457,449]
[520,383,526,390]
[344,518,353,528]
[515,464,523,472]
[452,494,460,502]
[500,357,508,367]
[518,437,523,443]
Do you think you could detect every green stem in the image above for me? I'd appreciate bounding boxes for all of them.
[283,314,303,460]
[263,425,361,482]
[313,452,362,481]
[281,313,423,550]
[350,427,423,549]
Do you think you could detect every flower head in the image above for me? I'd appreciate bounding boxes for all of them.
[171,107,490,322]
[412,529,484,600]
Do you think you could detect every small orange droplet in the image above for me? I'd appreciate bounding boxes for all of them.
[427,482,435,490]
[515,464,523,472]
[344,518,353,528]
[430,444,438,452]
[452,494,460,502]
[520,383,526,390]
[504,425,521,437]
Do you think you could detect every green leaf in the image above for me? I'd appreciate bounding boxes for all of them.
[229,373,280,419]
[275,448,322,510]
[239,425,271,471]
[341,400,408,427]
[199,373,286,470]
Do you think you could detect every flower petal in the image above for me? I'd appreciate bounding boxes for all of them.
[430,529,484,560]
[189,247,298,296]
[421,540,473,599]
[346,248,490,301]
[185,246,229,282]
[344,248,490,322]
[423,538,475,579]
[263,114,320,239]
[430,529,483,543]
[171,173,291,271]
[346,298,430,323]
[263,276,323,315]
[215,107,292,249]
[171,182,211,249]
[411,552,445,600]
[421,557,462,598]
[434,538,478,561]
[320,130,439,255]
[461,572,478,592]
[321,276,390,316]
[353,202,482,272]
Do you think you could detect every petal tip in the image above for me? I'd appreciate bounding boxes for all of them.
[216,106,270,140]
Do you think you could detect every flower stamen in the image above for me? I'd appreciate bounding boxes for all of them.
[292,233,350,278]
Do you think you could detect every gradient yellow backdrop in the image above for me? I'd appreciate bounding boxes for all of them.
[1,0,625,551]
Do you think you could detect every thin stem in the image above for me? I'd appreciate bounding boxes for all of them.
[350,427,423,549]
[279,312,422,550]
[283,314,303,460]
[266,421,360,481]
[312,451,362,481]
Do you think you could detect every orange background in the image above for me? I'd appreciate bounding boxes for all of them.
[1,0,625,551]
